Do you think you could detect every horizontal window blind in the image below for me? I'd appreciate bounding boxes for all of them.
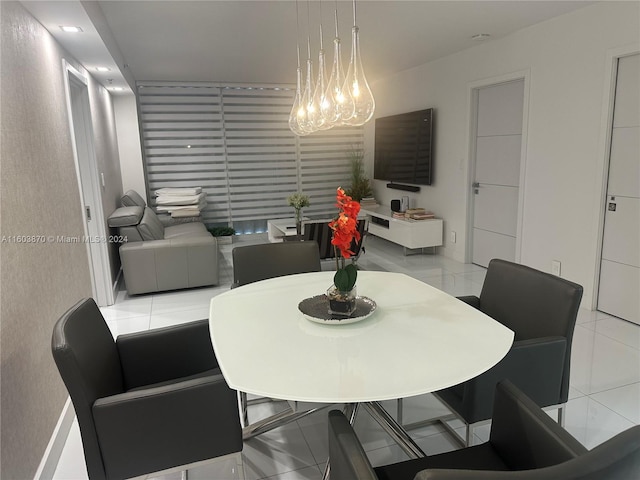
[138,82,363,232]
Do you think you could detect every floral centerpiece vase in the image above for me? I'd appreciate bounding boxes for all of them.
[327,188,361,316]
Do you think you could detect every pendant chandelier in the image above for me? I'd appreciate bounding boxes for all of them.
[289,0,375,136]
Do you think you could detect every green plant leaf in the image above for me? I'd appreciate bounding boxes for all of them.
[334,264,358,291]
[345,263,358,290]
[333,269,349,291]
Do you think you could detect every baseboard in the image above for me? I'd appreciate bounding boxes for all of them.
[34,397,75,480]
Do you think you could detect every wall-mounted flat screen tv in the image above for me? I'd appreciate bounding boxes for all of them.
[374,108,433,186]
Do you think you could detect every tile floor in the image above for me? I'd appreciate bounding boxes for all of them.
[53,234,640,480]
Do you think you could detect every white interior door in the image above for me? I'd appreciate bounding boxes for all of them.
[598,53,640,324]
[64,62,114,306]
[471,80,524,267]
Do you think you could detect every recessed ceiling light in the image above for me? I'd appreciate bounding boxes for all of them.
[95,67,111,72]
[110,87,124,92]
[471,33,491,41]
[60,26,83,33]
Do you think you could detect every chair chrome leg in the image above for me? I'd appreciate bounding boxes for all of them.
[466,424,472,447]
[238,391,249,428]
[397,398,404,425]
[558,405,565,427]
[181,469,188,480]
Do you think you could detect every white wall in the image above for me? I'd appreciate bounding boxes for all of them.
[366,1,640,308]
[114,95,147,198]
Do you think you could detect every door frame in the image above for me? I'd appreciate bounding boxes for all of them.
[464,69,531,264]
[592,44,640,311]
[62,60,114,306]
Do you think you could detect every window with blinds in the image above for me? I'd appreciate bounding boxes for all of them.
[137,82,363,233]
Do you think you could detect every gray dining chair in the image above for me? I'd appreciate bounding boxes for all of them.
[231,240,321,289]
[230,240,321,422]
[329,380,640,480]
[52,298,243,480]
[404,258,583,446]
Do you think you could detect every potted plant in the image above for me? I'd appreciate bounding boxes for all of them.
[327,187,361,316]
[345,148,372,202]
[287,192,310,238]
[208,226,236,245]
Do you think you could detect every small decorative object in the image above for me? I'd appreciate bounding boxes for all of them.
[327,187,361,316]
[287,192,310,238]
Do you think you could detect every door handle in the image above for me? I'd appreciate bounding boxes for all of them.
[472,182,480,194]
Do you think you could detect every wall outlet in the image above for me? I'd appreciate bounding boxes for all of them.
[551,260,561,277]
[450,231,456,244]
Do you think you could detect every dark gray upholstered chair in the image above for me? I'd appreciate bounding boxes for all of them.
[230,240,321,422]
[231,240,321,288]
[329,380,640,480]
[302,218,368,262]
[51,298,243,480]
[426,259,583,445]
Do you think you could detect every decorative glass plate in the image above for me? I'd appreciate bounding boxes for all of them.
[298,295,377,325]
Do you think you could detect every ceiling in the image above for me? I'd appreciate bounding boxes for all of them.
[23,0,595,93]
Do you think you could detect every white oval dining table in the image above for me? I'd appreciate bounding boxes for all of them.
[209,270,513,405]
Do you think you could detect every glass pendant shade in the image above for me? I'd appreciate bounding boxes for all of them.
[323,36,348,126]
[300,56,315,133]
[341,25,375,126]
[289,0,374,135]
[289,66,308,136]
[311,47,331,130]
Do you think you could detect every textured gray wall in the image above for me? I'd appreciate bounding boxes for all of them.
[1,2,123,478]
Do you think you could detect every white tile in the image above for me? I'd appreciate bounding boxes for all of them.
[52,420,88,480]
[296,407,333,466]
[414,429,462,455]
[150,286,222,315]
[242,424,317,480]
[575,308,609,325]
[421,274,482,297]
[562,395,636,449]
[241,401,318,480]
[100,295,152,321]
[106,315,150,337]
[570,325,640,394]
[591,382,640,424]
[365,442,410,468]
[183,455,244,480]
[150,306,210,329]
[594,316,640,350]
[568,385,586,401]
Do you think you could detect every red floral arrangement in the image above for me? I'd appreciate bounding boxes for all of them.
[328,187,361,292]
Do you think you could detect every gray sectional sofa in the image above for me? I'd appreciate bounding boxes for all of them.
[108,190,219,295]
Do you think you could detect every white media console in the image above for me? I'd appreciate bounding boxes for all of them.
[361,206,443,254]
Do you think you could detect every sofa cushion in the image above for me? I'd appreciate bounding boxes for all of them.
[164,222,209,239]
[121,190,147,208]
[108,206,144,227]
[137,207,165,241]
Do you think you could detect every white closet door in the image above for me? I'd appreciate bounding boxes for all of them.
[598,53,640,325]
[472,80,524,267]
